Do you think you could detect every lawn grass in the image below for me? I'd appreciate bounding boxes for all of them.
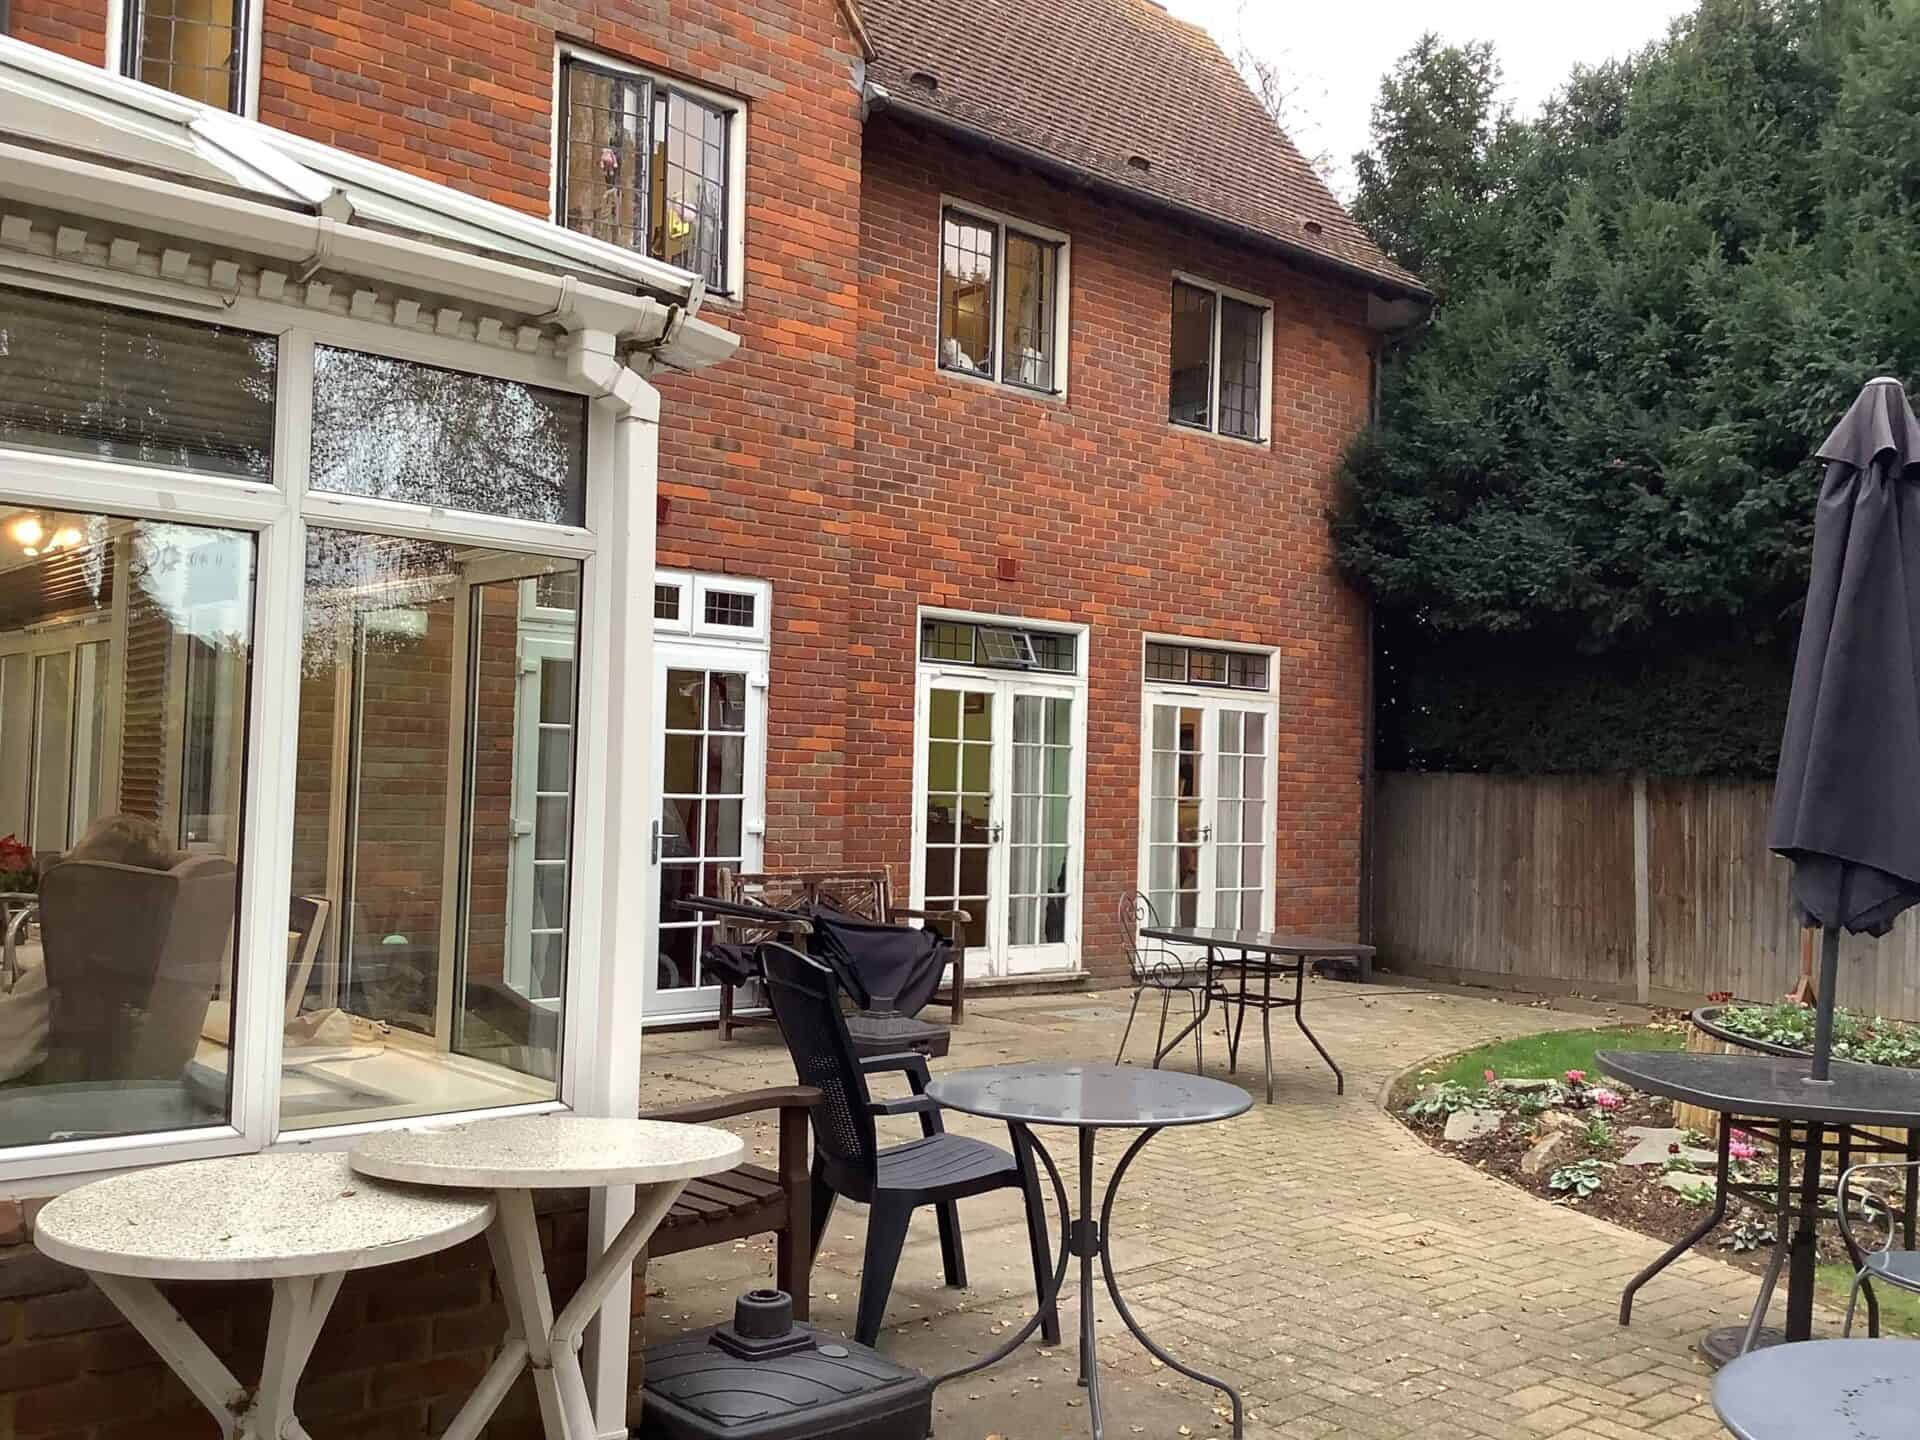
[1818,1263,1920,1337]
[1415,1024,1685,1090]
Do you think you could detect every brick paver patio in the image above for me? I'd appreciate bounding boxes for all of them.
[641,979,1772,1438]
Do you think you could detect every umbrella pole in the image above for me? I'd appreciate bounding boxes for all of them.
[1808,925,1841,1083]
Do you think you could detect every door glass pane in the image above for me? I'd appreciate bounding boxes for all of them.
[284,531,576,1130]
[925,687,991,950]
[1147,702,1200,933]
[656,666,753,993]
[1008,693,1071,953]
[0,513,252,1150]
[1213,706,1269,935]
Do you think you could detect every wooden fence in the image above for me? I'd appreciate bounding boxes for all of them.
[1374,772,1920,1021]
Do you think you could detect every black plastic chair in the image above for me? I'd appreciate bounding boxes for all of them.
[1114,890,1210,1072]
[757,941,1059,1347]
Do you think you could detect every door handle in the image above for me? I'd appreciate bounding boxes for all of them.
[1200,825,1213,842]
[989,822,1005,844]
[650,819,662,865]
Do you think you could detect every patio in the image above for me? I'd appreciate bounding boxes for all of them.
[641,980,1772,1439]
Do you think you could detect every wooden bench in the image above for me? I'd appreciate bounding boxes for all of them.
[640,1084,821,1318]
[712,867,969,1042]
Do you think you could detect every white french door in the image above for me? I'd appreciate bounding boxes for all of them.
[646,641,768,1018]
[912,670,1086,977]
[1138,692,1278,936]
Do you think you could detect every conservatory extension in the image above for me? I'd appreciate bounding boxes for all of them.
[0,30,736,1223]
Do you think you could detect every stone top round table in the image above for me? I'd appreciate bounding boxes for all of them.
[1601,1049,1920,1363]
[351,1114,743,1440]
[923,1063,1251,1440]
[36,1152,493,1439]
[1713,1338,1920,1439]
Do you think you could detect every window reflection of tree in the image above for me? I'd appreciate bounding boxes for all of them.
[309,350,586,525]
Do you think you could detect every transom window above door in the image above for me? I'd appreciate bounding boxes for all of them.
[1144,641,1270,692]
[921,618,1076,675]
[937,204,1070,396]
[557,53,742,295]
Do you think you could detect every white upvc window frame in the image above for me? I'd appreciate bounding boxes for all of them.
[105,0,266,118]
[1168,271,1274,446]
[549,44,749,303]
[0,272,634,1194]
[935,198,1072,400]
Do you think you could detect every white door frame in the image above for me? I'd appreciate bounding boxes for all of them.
[643,634,769,1022]
[1136,670,1280,941]
[910,626,1089,979]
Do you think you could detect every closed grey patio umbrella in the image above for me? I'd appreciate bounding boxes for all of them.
[1769,376,1920,1079]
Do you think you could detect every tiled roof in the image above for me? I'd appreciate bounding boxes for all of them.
[857,0,1427,297]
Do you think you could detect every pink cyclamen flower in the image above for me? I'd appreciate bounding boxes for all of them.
[1729,1140,1757,1161]
[1483,1069,1497,1084]
[1565,1069,1587,1085]
[1592,1089,1620,1110]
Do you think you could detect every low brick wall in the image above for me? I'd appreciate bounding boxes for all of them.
[0,1193,643,1439]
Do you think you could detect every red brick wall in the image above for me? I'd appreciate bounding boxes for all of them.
[846,120,1373,966]
[6,0,105,63]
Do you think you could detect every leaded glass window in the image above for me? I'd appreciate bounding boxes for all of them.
[1169,279,1269,440]
[560,58,735,294]
[1144,641,1271,692]
[124,0,246,112]
[920,619,1075,675]
[939,210,996,377]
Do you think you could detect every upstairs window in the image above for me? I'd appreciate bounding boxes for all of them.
[938,205,1068,396]
[120,0,249,112]
[1169,277,1270,442]
[558,55,739,295]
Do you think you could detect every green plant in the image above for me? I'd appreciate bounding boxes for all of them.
[1407,1081,1483,1120]
[1661,1154,1699,1175]
[1581,1115,1616,1153]
[1717,1002,1920,1069]
[1673,1179,1717,1207]
[1548,1159,1609,1198]
[1718,1214,1777,1253]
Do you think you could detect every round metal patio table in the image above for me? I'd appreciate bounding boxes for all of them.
[35,1151,494,1440]
[1599,1049,1920,1364]
[1713,1337,1920,1439]
[351,1114,743,1440]
[923,1062,1252,1440]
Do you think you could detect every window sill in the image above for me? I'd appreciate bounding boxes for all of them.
[936,365,1068,406]
[1167,421,1271,451]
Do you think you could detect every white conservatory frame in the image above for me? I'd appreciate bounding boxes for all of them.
[0,35,739,1430]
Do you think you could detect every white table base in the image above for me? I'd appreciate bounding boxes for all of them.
[442,1179,686,1440]
[92,1269,345,1440]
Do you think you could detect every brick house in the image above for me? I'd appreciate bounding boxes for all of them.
[0,0,1422,1431]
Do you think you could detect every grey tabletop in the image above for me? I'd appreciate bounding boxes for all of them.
[924,1062,1251,1129]
[1713,1338,1920,1439]
[1140,926,1376,958]
[1598,1049,1920,1128]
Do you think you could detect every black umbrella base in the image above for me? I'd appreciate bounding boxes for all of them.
[1700,1325,1785,1369]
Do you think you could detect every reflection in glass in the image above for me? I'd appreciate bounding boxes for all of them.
[0,287,275,479]
[939,210,996,376]
[1003,232,1058,391]
[0,510,252,1149]
[1218,298,1265,440]
[1169,281,1214,428]
[283,530,579,1129]
[310,348,588,525]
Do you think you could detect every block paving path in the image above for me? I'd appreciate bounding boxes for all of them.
[642,980,1778,1438]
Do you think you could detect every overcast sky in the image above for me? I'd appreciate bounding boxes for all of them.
[1161,0,1698,195]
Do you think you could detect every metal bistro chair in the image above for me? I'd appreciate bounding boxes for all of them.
[1114,891,1210,1073]
[758,941,1060,1348]
[1838,1158,1920,1334]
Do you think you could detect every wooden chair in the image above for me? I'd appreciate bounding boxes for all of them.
[640,1084,823,1318]
[712,867,969,1041]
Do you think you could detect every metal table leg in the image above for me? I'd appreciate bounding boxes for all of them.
[1288,958,1344,1095]
[932,1125,1241,1439]
[1622,1120,1732,1326]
